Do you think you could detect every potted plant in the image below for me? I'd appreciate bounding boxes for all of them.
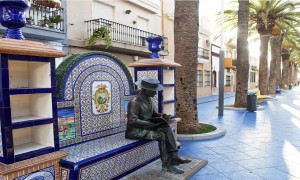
[26,16,34,25]
[39,15,50,27]
[49,14,63,28]
[35,0,62,9]
[88,26,112,48]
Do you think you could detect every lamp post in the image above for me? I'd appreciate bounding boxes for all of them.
[218,0,225,116]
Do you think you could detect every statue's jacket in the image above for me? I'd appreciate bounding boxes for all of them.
[125,93,161,139]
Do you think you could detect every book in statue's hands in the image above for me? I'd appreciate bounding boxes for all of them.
[149,117,169,125]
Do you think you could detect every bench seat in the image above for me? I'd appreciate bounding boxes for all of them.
[60,132,160,179]
[248,88,273,100]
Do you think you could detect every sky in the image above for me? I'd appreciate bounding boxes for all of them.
[199,0,261,57]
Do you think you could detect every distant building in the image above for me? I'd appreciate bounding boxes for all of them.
[0,0,67,68]
[197,16,212,97]
[66,0,170,77]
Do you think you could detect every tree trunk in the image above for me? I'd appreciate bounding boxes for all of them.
[293,64,298,84]
[288,62,293,84]
[281,53,289,88]
[275,37,283,86]
[174,0,199,132]
[269,36,282,94]
[259,34,270,95]
[234,0,249,108]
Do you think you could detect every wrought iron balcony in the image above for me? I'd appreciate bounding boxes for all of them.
[26,1,64,32]
[85,18,168,52]
[198,47,210,63]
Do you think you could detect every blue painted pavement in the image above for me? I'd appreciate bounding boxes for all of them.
[180,87,300,180]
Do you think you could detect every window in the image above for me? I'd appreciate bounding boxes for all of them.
[197,70,203,87]
[250,72,256,82]
[226,75,232,86]
[205,71,210,86]
[92,2,114,20]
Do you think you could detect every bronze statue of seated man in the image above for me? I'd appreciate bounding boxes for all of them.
[125,77,191,174]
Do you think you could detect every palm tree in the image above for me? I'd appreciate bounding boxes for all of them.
[174,0,199,132]
[269,30,283,94]
[280,31,300,88]
[217,0,300,95]
[250,0,300,95]
[234,0,250,107]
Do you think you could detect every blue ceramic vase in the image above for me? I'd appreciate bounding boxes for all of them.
[0,0,30,40]
[146,36,163,59]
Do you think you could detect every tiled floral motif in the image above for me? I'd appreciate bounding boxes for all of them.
[14,166,55,180]
[137,70,158,80]
[57,101,74,108]
[77,71,121,136]
[62,132,137,163]
[61,168,69,180]
[0,123,2,157]
[79,141,159,180]
[58,108,75,142]
[137,70,159,111]
[64,57,131,100]
[59,59,132,147]
[92,81,112,115]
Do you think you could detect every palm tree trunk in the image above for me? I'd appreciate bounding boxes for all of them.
[275,36,283,86]
[281,53,289,88]
[293,64,298,84]
[288,62,293,84]
[269,37,282,94]
[259,34,270,95]
[174,0,199,132]
[234,0,249,107]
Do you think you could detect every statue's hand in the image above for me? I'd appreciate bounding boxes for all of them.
[149,117,169,125]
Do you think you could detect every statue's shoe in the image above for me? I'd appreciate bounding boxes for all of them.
[171,156,192,165]
[162,165,184,174]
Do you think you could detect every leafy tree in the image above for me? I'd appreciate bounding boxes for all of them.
[216,0,300,95]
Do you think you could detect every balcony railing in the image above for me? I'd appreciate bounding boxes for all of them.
[85,18,168,51]
[198,47,209,60]
[25,1,64,32]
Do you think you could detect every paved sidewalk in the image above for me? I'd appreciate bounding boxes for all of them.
[197,92,235,122]
[180,87,300,180]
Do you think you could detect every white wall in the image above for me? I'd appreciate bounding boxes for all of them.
[67,0,162,41]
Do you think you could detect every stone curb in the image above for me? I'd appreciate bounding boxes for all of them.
[216,105,264,111]
[177,125,226,141]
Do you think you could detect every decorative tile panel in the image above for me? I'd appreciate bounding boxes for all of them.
[0,123,2,157]
[57,101,74,108]
[57,53,136,147]
[92,81,112,115]
[137,70,159,111]
[14,166,55,180]
[62,132,137,163]
[79,141,159,180]
[77,71,121,136]
[58,108,75,142]
[61,168,69,180]
[64,57,131,100]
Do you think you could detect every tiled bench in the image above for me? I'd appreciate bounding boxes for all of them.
[60,132,159,179]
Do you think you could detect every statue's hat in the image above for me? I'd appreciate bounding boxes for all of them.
[135,77,163,91]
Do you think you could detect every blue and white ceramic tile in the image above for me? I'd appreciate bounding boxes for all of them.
[14,166,55,180]
[59,55,133,147]
[57,101,74,108]
[61,168,69,180]
[62,132,138,163]
[0,123,2,157]
[63,57,131,101]
[79,141,159,180]
[137,70,159,111]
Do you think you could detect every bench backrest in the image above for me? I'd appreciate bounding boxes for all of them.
[248,88,261,96]
[56,52,134,148]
